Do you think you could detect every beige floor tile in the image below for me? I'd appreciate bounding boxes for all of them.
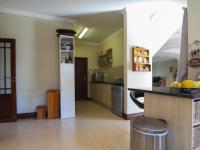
[1,101,130,150]
[16,137,59,150]
[101,134,130,150]
[0,137,19,150]
[61,143,104,150]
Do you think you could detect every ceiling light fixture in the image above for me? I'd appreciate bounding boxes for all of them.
[78,27,89,39]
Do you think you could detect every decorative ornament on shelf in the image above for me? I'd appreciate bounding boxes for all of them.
[196,71,200,81]
[97,48,113,67]
[189,40,200,67]
[169,66,177,81]
[132,46,151,72]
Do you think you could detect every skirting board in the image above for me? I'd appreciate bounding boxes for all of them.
[17,112,37,119]
[123,112,144,120]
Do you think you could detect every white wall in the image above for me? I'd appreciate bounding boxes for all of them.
[0,12,73,113]
[188,0,200,79]
[124,1,183,114]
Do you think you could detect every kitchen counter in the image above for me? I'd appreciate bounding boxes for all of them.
[128,87,200,99]
[128,86,200,150]
[90,81,124,86]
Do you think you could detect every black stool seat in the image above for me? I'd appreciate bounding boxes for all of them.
[130,91,144,109]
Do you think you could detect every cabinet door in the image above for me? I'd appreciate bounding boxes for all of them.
[89,83,112,108]
[89,84,94,99]
[101,84,107,105]
[90,83,98,101]
[96,84,102,103]
[104,85,112,108]
[47,91,59,119]
[60,64,75,118]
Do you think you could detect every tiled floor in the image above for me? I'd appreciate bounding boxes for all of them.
[0,101,130,150]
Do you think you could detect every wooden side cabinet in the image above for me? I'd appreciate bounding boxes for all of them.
[47,90,60,119]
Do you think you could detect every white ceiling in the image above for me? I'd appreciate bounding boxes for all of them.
[0,0,186,43]
[153,29,181,62]
[74,11,123,43]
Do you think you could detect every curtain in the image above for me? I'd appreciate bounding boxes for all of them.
[177,7,188,82]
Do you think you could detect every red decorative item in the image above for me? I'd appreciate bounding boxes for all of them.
[189,58,200,67]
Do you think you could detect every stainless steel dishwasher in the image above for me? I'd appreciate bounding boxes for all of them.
[111,85,124,117]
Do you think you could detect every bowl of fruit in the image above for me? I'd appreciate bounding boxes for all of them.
[170,80,200,94]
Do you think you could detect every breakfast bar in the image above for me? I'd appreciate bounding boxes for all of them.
[128,87,200,150]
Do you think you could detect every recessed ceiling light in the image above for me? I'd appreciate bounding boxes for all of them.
[78,27,89,39]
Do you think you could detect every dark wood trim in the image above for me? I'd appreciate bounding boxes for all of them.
[56,29,76,37]
[17,112,37,119]
[75,57,88,100]
[11,39,17,121]
[123,112,144,120]
[0,38,17,122]
[4,42,6,94]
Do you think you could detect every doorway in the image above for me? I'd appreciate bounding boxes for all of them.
[0,38,16,122]
[75,57,88,100]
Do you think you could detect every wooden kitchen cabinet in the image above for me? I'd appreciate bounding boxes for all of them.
[144,92,200,150]
[89,83,112,109]
[102,84,112,108]
[47,90,60,119]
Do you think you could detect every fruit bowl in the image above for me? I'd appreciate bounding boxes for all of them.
[170,87,200,94]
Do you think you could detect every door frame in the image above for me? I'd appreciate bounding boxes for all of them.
[75,57,88,100]
[0,38,17,122]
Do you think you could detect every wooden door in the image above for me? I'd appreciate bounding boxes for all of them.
[0,38,16,122]
[75,57,88,100]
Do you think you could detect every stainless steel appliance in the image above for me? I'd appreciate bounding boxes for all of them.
[130,117,168,150]
[92,72,104,82]
[111,85,124,117]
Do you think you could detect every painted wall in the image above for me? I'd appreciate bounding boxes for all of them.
[188,0,200,79]
[99,29,124,67]
[124,1,183,115]
[75,41,99,70]
[77,29,124,83]
[0,12,73,113]
[90,29,124,82]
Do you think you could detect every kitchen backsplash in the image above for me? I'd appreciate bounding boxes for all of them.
[89,66,124,82]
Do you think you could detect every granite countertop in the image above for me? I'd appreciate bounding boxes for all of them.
[128,87,200,99]
[89,81,124,86]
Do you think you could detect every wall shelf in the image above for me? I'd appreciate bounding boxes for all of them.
[97,48,112,67]
[132,47,151,71]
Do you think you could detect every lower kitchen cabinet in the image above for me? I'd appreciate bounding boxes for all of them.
[89,83,112,109]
